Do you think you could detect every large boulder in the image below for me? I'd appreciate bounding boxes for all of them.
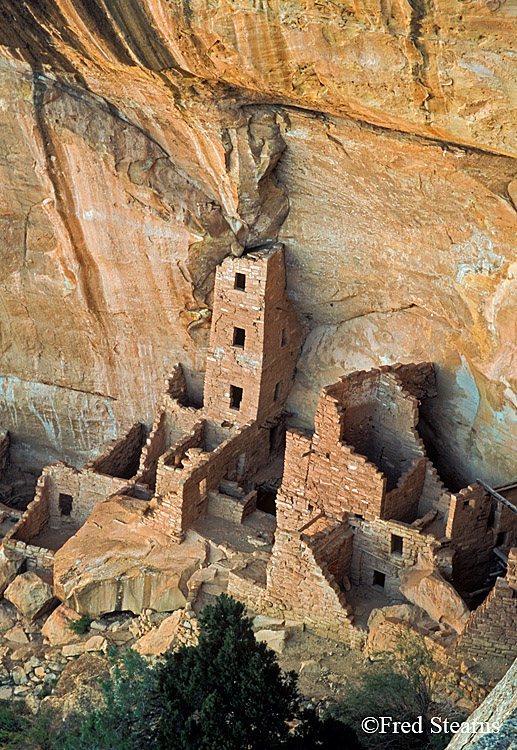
[4,571,57,620]
[399,565,470,634]
[134,610,183,656]
[53,496,207,617]
[0,548,24,596]
[41,604,83,646]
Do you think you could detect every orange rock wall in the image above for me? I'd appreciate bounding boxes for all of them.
[0,2,515,490]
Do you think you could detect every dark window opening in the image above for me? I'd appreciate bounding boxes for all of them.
[373,570,386,588]
[281,328,287,347]
[234,273,246,291]
[233,327,246,348]
[230,385,243,410]
[257,487,276,516]
[59,493,73,516]
[496,531,508,547]
[269,425,280,454]
[391,534,404,556]
[354,513,364,520]
[273,382,282,402]
[487,501,497,528]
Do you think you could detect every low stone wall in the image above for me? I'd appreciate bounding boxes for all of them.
[43,463,131,528]
[3,474,55,570]
[145,420,270,540]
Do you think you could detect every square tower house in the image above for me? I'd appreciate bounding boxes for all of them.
[204,244,302,427]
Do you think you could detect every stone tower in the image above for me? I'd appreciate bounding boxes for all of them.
[204,244,302,428]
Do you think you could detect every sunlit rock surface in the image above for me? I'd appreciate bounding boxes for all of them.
[0,0,515,487]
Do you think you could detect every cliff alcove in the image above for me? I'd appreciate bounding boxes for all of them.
[0,0,515,493]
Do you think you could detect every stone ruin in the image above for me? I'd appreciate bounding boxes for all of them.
[1,243,517,666]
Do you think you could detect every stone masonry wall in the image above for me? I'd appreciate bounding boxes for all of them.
[43,463,130,528]
[446,484,495,591]
[266,521,364,643]
[0,431,9,479]
[3,474,55,569]
[155,422,205,497]
[145,420,271,540]
[138,367,203,489]
[458,549,517,661]
[204,245,302,427]
[86,423,146,480]
[383,457,427,522]
[348,512,450,599]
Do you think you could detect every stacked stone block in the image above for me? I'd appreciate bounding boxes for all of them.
[86,423,146,480]
[458,550,517,660]
[204,245,302,427]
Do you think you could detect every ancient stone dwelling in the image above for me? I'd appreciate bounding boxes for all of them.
[1,243,517,664]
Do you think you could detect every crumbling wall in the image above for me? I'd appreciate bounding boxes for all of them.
[154,422,205,497]
[417,461,451,518]
[380,362,437,401]
[138,367,203,489]
[266,520,363,643]
[458,549,517,662]
[3,474,55,569]
[348,512,449,599]
[0,431,9,479]
[145,421,271,540]
[86,423,146,480]
[382,457,427,522]
[446,484,494,591]
[43,463,130,528]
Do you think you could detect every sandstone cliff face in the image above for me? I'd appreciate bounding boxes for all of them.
[0,0,515,486]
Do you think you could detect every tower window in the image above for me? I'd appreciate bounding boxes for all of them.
[281,328,287,347]
[233,327,246,348]
[230,385,243,410]
[234,273,246,291]
[391,534,403,556]
[496,531,508,547]
[59,493,73,516]
[273,382,282,402]
[373,570,386,588]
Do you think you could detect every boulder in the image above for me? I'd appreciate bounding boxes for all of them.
[40,653,110,722]
[53,496,207,617]
[399,565,470,634]
[41,604,83,646]
[134,610,183,656]
[4,626,29,645]
[0,548,24,596]
[255,629,288,654]
[4,572,56,620]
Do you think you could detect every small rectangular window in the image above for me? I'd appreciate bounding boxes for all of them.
[373,570,386,588]
[496,531,508,547]
[281,328,287,347]
[233,327,246,348]
[59,493,73,516]
[391,534,403,556]
[273,382,282,402]
[230,385,243,410]
[234,273,246,291]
